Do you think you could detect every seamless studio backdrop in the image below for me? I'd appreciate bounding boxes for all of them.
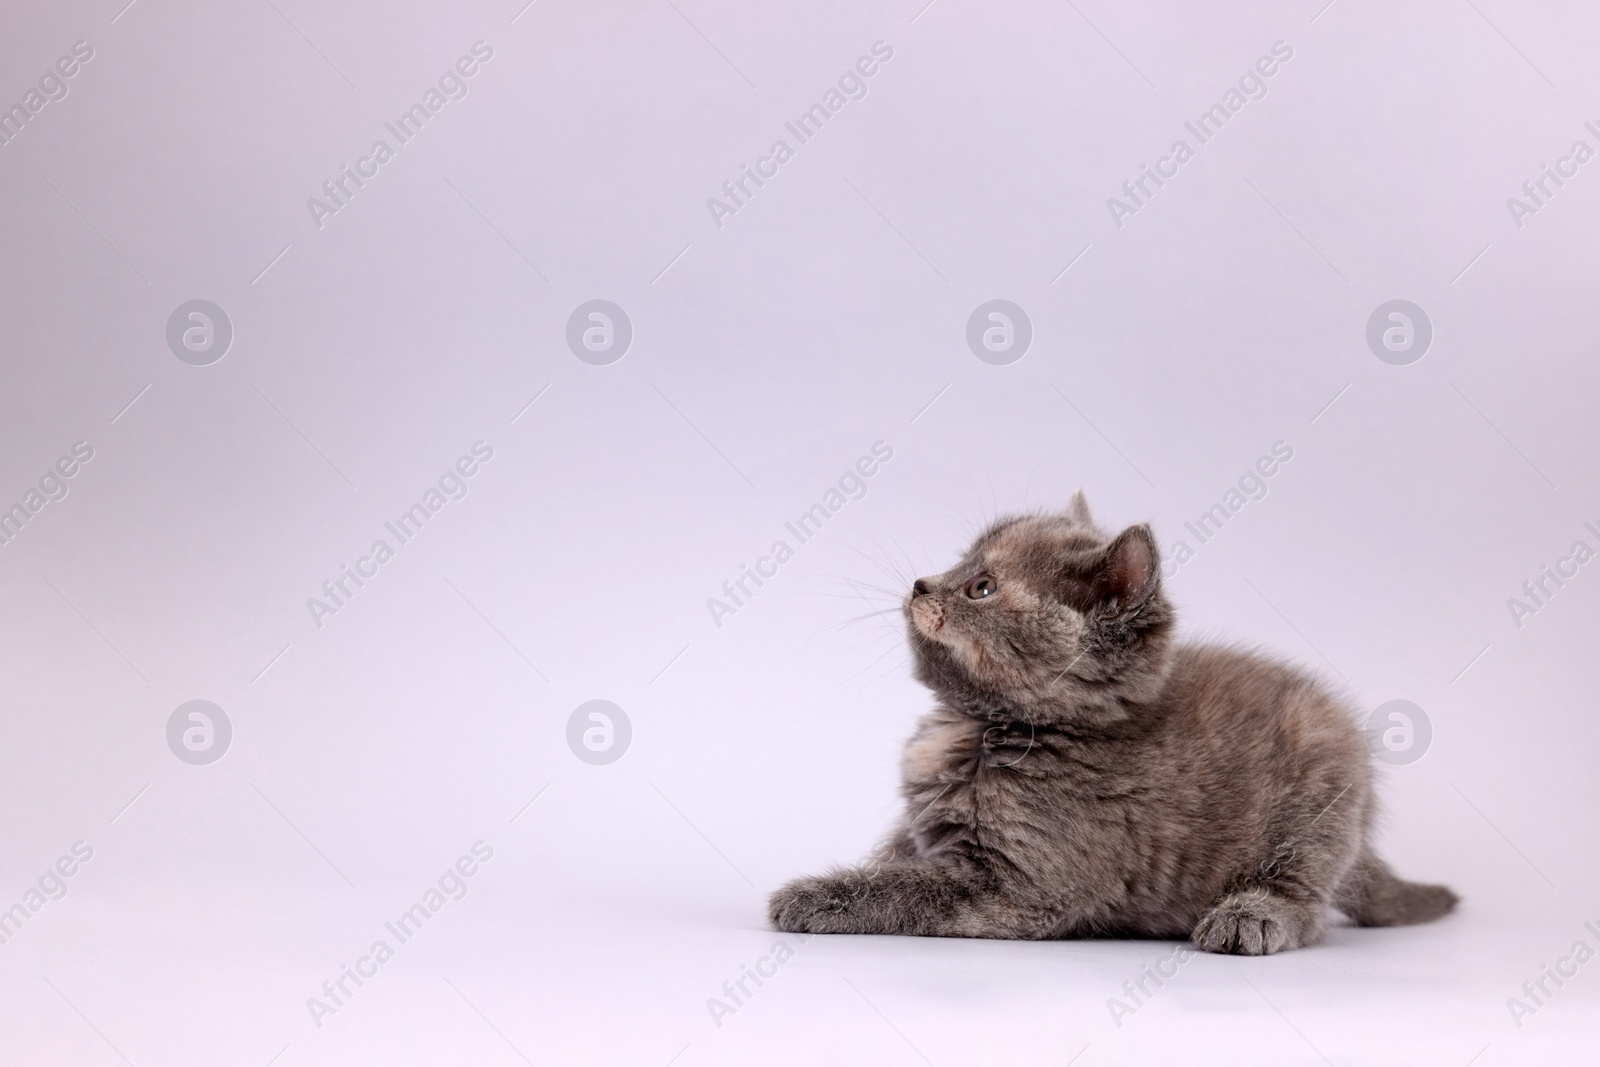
[1,0,1598,1064]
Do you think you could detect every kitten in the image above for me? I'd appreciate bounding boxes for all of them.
[768,493,1456,955]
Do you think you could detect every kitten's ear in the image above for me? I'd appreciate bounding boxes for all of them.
[1065,490,1094,526]
[1098,524,1160,609]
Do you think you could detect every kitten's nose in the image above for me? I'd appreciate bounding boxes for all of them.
[912,579,932,597]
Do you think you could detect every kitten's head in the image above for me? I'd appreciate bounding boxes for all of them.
[904,491,1175,726]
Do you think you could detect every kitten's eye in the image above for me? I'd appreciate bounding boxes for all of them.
[965,576,998,600]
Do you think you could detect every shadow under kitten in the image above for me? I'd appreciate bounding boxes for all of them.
[768,492,1456,955]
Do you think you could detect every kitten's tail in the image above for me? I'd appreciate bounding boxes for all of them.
[1338,849,1458,926]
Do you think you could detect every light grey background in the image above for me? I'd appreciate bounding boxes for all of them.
[1,0,1596,1063]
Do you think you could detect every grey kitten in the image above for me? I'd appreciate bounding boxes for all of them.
[769,493,1456,955]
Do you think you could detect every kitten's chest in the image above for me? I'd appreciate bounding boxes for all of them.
[902,712,1071,783]
[901,713,1025,785]
[899,712,1145,859]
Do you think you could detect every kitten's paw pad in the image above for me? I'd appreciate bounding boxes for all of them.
[1192,894,1297,956]
[768,876,854,933]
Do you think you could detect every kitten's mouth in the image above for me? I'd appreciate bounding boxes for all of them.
[911,606,986,674]
[911,601,977,664]
[909,597,945,639]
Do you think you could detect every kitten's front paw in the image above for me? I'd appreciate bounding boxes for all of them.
[768,875,855,933]
[1192,892,1306,956]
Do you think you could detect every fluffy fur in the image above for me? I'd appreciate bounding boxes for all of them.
[769,493,1456,954]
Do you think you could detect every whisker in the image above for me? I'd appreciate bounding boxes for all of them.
[885,532,923,589]
[855,650,913,695]
[910,534,938,577]
[806,608,903,640]
[797,587,901,604]
[813,532,910,592]
[858,529,914,593]
[838,638,909,683]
